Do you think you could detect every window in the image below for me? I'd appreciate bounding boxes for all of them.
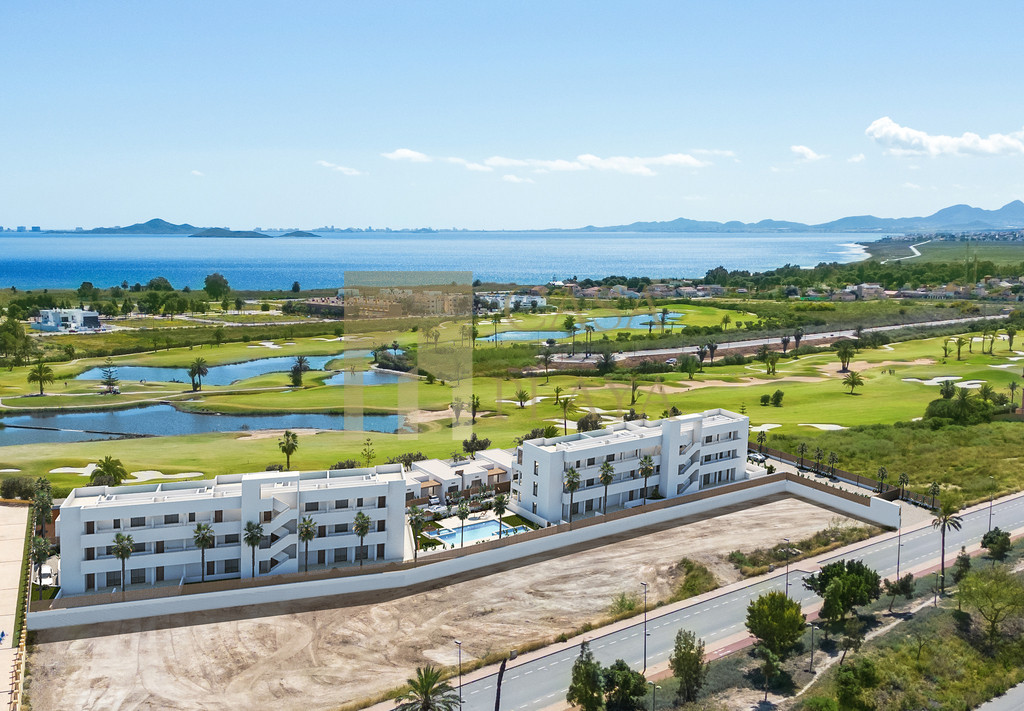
[188,512,196,523]
[224,534,240,545]
[376,520,386,532]
[335,499,348,509]
[335,523,349,534]
[356,497,364,508]
[155,541,164,554]
[606,454,615,463]
[304,502,318,512]
[356,545,368,561]
[587,457,595,467]
[155,567,164,582]
[376,543,385,559]
[532,482,538,496]
[131,542,145,554]
[105,545,113,556]
[586,479,594,488]
[164,514,179,525]
[106,571,121,588]
[113,519,121,529]
[85,521,94,535]
[533,462,539,475]
[85,548,95,561]
[130,516,145,528]
[335,547,348,562]
[224,559,240,574]
[377,496,386,508]
[318,550,326,565]
[207,561,215,576]
[214,510,223,523]
[130,568,146,585]
[318,525,326,538]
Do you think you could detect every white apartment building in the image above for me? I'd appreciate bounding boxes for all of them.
[57,467,407,596]
[477,292,547,311]
[510,409,749,525]
[404,449,514,503]
[33,308,102,332]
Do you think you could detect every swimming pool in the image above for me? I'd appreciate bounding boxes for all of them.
[426,519,530,546]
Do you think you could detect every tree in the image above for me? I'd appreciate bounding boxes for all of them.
[540,350,553,383]
[353,511,371,566]
[696,345,707,371]
[112,532,134,596]
[670,629,708,704]
[290,355,310,386]
[100,357,119,393]
[838,617,865,665]
[706,341,719,364]
[842,370,864,394]
[30,535,53,599]
[462,432,491,459]
[193,522,215,582]
[596,350,616,375]
[26,359,54,395]
[244,520,264,576]
[565,467,581,524]
[928,481,941,508]
[566,641,603,711]
[1007,326,1018,351]
[745,590,806,658]
[564,315,578,355]
[514,388,530,408]
[602,659,647,711]
[780,335,791,354]
[939,379,957,399]
[456,503,470,547]
[577,412,602,432]
[393,665,461,711]
[470,394,481,424]
[203,272,230,299]
[560,396,576,435]
[493,494,508,538]
[813,447,824,473]
[883,573,915,612]
[835,341,856,372]
[897,472,910,500]
[291,281,301,293]
[361,437,375,466]
[753,643,781,702]
[982,527,1012,561]
[932,498,964,592]
[91,456,130,486]
[876,466,888,493]
[828,451,839,475]
[279,430,299,469]
[298,515,316,572]
[795,441,808,469]
[766,351,781,375]
[771,389,784,407]
[952,546,972,585]
[188,357,209,391]
[756,430,767,453]
[553,385,564,405]
[954,336,968,360]
[639,455,655,503]
[804,560,881,625]
[958,566,1024,643]
[599,461,615,514]
[1009,380,1020,410]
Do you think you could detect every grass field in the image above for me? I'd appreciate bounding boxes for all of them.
[863,239,1024,265]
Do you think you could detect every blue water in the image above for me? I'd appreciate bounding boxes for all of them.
[0,404,404,446]
[427,520,530,546]
[479,330,567,343]
[324,370,411,386]
[75,354,339,386]
[477,312,685,342]
[0,232,874,290]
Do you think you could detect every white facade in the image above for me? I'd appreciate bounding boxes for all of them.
[33,308,102,332]
[511,409,749,525]
[58,467,407,596]
[403,449,513,503]
[477,292,547,310]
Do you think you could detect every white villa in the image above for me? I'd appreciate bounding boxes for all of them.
[33,308,102,332]
[510,409,751,525]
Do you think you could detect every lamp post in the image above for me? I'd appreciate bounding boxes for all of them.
[493,650,517,711]
[933,572,939,606]
[455,640,463,708]
[641,581,649,673]
[783,537,791,598]
[988,476,996,532]
[648,681,660,710]
[896,506,903,579]
[808,623,818,673]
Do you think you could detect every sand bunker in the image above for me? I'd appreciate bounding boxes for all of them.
[52,463,98,477]
[902,375,963,386]
[799,423,848,431]
[246,341,284,349]
[496,396,551,407]
[127,470,203,482]
[751,423,781,432]
[234,428,324,441]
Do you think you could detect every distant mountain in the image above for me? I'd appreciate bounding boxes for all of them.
[190,228,270,239]
[72,218,199,234]
[575,201,1024,233]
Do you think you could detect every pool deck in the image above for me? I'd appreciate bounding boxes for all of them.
[423,510,529,551]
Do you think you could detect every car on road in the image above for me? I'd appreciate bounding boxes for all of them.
[665,358,677,365]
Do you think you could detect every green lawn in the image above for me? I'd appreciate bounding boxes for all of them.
[863,239,1024,265]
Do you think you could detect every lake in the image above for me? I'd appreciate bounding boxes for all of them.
[0,231,875,290]
[0,404,405,446]
[75,354,341,386]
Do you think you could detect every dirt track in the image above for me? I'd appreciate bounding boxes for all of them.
[29,496,859,711]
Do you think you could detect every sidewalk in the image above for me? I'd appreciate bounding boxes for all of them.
[0,504,29,710]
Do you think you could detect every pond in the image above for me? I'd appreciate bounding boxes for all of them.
[76,354,341,386]
[0,404,404,446]
[324,370,413,386]
[476,313,684,342]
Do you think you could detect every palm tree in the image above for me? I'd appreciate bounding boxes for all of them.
[297,516,316,572]
[90,455,130,486]
[696,345,707,371]
[493,494,508,538]
[876,466,888,493]
[563,315,578,355]
[193,522,214,582]
[756,430,767,453]
[599,461,615,514]
[932,499,963,593]
[540,350,553,382]
[514,388,530,408]
[977,383,995,403]
[584,324,595,356]
[835,341,856,372]
[470,394,480,424]
[456,503,470,547]
[243,520,264,576]
[278,430,299,469]
[780,335,791,354]
[393,665,461,711]
[353,511,371,566]
[828,451,839,476]
[897,472,910,500]
[842,370,864,394]
[491,313,501,346]
[954,336,968,361]
[797,442,808,469]
[559,396,575,435]
[26,359,54,396]
[30,536,52,600]
[706,341,718,365]
[112,532,134,597]
[565,467,580,524]
[188,357,209,391]
[553,385,564,405]
[1009,380,1020,410]
[639,455,655,503]
[660,307,670,333]
[407,506,426,561]
[1007,326,1017,351]
[813,447,824,473]
[928,481,941,508]
[953,387,973,423]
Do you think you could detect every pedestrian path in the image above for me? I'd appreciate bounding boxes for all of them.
[0,504,29,709]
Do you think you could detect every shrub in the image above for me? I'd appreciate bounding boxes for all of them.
[331,460,360,470]
[760,394,771,406]
[609,591,640,614]
[1,476,36,500]
[771,389,785,407]
[265,463,284,471]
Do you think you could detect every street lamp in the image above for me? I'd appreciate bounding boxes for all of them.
[783,538,791,597]
[648,681,661,710]
[988,475,996,532]
[493,649,517,711]
[896,506,903,579]
[455,640,463,708]
[808,623,818,673]
[641,581,649,673]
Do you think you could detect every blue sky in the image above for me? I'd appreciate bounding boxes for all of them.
[3,1,1024,230]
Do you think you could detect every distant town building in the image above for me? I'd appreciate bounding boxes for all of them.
[33,308,102,332]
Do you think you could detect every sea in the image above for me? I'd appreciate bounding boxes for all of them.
[0,231,877,290]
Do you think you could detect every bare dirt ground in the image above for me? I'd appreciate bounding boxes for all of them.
[29,497,861,711]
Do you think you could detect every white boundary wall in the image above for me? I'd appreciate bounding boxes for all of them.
[28,477,898,630]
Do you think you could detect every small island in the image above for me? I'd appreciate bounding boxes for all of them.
[189,228,271,239]
[280,230,320,238]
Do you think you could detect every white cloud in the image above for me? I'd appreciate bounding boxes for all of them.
[502,174,534,184]
[692,149,737,158]
[901,182,922,190]
[791,145,828,162]
[190,170,205,177]
[847,153,865,163]
[445,157,493,172]
[381,148,431,162]
[485,156,587,172]
[866,116,1024,157]
[316,160,363,176]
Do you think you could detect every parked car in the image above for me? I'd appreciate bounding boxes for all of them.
[665,358,677,365]
[36,564,55,588]
[749,453,766,463]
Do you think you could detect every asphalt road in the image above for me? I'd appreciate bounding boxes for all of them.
[458,493,1024,710]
